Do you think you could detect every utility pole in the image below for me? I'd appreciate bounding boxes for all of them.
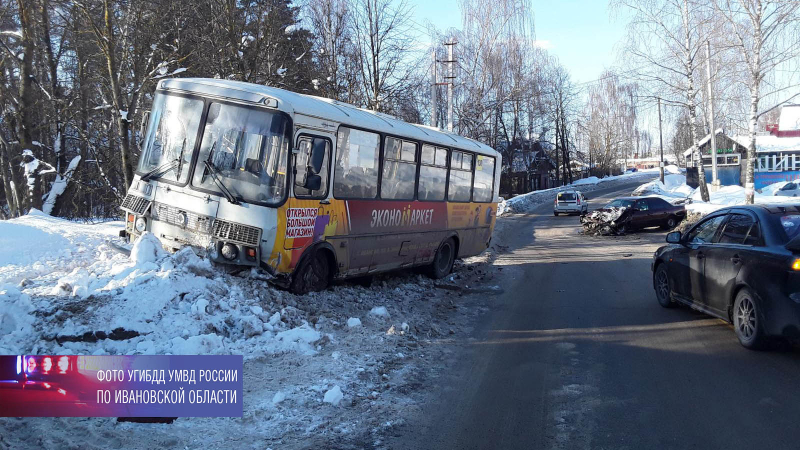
[431,48,437,128]
[443,41,457,133]
[705,40,719,191]
[658,97,665,184]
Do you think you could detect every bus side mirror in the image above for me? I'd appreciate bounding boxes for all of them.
[309,139,327,175]
[305,174,322,191]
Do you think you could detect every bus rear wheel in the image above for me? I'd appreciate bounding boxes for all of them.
[428,238,456,279]
[290,250,331,294]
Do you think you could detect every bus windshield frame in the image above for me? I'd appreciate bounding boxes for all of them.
[190,101,292,207]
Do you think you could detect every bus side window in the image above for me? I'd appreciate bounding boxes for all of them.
[418,144,447,201]
[473,155,495,202]
[381,137,416,200]
[295,137,330,198]
[448,150,473,202]
[334,127,380,199]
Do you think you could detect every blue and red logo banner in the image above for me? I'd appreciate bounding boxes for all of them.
[0,355,243,417]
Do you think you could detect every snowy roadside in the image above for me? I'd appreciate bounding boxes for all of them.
[498,167,678,215]
[0,212,500,449]
[632,176,800,217]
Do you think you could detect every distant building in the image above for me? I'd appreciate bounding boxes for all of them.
[683,105,800,188]
[498,139,556,197]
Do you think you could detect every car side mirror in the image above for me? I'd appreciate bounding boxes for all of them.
[666,231,682,244]
[304,173,322,191]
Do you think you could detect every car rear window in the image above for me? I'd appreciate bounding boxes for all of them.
[558,192,576,201]
[606,199,633,208]
[777,214,800,242]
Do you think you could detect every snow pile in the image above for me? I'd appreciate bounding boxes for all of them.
[630,178,800,216]
[633,174,694,200]
[572,176,600,186]
[0,210,496,447]
[130,231,166,264]
[323,385,344,405]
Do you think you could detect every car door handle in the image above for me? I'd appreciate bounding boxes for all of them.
[731,255,742,264]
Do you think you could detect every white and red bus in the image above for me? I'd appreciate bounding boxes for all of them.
[120,78,501,293]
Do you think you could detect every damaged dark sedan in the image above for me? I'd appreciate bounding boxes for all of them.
[581,196,686,235]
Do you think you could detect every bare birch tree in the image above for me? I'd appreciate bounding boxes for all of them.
[615,0,711,201]
[715,0,800,203]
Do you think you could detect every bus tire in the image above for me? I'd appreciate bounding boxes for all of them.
[290,249,331,294]
[428,238,456,280]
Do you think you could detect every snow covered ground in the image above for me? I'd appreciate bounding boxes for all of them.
[498,166,680,215]
[630,176,800,216]
[0,212,500,449]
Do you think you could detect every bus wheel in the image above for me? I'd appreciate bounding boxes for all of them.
[290,250,331,294]
[428,238,456,279]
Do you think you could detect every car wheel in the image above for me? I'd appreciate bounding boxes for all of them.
[654,264,676,308]
[553,211,559,216]
[290,249,331,294]
[662,216,678,230]
[427,238,456,279]
[733,288,766,350]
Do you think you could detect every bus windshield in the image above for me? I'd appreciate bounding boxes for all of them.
[137,93,204,184]
[191,102,291,205]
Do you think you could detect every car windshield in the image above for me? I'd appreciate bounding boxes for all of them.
[558,192,576,201]
[606,199,633,208]
[191,102,291,205]
[137,93,204,183]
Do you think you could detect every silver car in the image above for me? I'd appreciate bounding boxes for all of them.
[554,190,588,216]
[774,182,800,197]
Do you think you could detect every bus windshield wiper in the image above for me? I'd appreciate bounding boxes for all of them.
[141,158,179,181]
[203,145,240,205]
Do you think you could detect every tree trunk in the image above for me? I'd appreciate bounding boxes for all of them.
[102,0,134,190]
[683,0,709,202]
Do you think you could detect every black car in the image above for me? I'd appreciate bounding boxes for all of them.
[602,196,686,231]
[652,205,800,349]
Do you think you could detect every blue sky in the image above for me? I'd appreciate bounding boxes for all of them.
[408,0,631,85]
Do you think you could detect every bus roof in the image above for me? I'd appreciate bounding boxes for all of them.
[158,78,499,158]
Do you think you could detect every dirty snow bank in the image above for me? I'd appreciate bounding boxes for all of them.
[0,212,497,448]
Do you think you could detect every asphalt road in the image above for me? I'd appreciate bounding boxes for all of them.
[389,180,800,450]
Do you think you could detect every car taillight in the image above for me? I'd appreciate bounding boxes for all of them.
[554,199,558,206]
[792,259,800,271]
[576,197,581,205]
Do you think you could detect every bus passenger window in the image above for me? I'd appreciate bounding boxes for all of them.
[448,150,473,202]
[334,127,380,198]
[473,155,495,202]
[418,145,447,201]
[295,137,330,198]
[381,137,416,200]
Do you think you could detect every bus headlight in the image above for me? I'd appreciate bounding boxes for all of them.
[221,243,238,260]
[134,217,147,233]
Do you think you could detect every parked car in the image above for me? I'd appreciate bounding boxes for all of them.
[774,182,800,197]
[652,205,800,349]
[553,190,588,216]
[598,196,685,231]
[625,167,638,173]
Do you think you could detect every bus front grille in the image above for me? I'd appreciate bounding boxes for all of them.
[212,220,261,246]
[120,194,150,215]
[150,202,214,234]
